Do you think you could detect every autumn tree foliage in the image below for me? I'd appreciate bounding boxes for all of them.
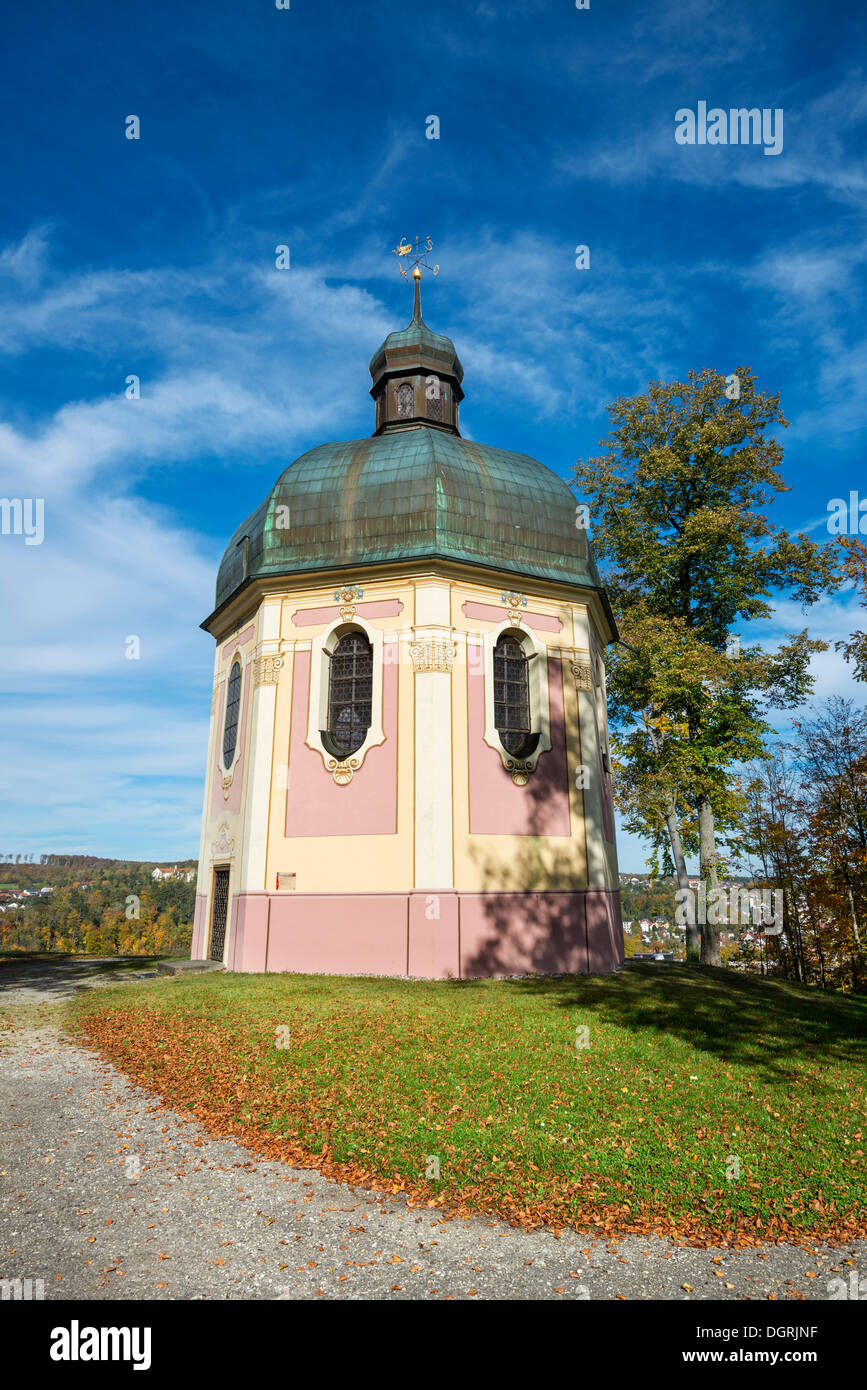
[574,367,839,966]
[743,700,867,992]
[835,538,867,680]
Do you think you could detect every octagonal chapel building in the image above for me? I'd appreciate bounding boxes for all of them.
[191,272,623,977]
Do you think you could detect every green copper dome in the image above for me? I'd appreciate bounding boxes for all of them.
[209,280,608,622]
[212,428,605,615]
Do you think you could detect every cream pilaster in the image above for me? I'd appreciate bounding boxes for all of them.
[412,581,454,889]
[195,648,224,897]
[572,606,610,891]
[238,597,282,893]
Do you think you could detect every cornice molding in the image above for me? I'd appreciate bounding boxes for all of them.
[202,557,617,647]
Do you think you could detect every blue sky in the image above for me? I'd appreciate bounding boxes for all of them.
[1,0,866,866]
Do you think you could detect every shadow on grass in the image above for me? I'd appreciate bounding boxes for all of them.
[493,963,867,1084]
[66,958,867,1094]
[0,954,167,991]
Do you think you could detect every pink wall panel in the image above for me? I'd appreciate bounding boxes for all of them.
[221,624,254,658]
[191,892,208,959]
[284,646,398,838]
[467,656,571,836]
[291,600,404,627]
[458,891,591,977]
[460,601,563,633]
[408,892,460,978]
[585,888,624,969]
[263,894,408,975]
[228,893,270,972]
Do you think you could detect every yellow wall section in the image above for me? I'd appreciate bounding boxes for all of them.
[450,582,591,893]
[201,570,614,901]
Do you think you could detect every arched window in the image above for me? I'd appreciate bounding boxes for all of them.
[426,389,443,422]
[325,632,373,756]
[397,382,414,419]
[223,660,242,768]
[493,635,538,757]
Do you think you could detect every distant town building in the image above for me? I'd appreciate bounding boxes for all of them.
[151,866,195,883]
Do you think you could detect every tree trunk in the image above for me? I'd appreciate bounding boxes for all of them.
[643,711,699,964]
[698,794,721,965]
[845,878,863,956]
[663,795,699,962]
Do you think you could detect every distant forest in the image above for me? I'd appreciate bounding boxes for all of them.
[0,858,196,957]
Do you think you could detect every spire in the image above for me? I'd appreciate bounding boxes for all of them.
[411,266,423,325]
[370,238,463,435]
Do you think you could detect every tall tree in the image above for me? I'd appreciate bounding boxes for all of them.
[575,367,839,963]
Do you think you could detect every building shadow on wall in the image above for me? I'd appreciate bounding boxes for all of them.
[463,749,609,977]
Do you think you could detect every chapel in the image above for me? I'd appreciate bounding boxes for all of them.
[191,268,623,977]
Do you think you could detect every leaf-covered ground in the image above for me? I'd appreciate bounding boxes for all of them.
[68,964,867,1246]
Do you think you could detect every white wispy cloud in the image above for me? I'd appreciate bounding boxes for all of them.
[555,74,867,205]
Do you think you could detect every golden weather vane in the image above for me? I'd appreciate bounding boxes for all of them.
[391,235,439,281]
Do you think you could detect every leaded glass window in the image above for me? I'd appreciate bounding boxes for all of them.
[223,660,242,768]
[326,633,373,755]
[397,382,414,419]
[427,388,443,422]
[493,635,535,756]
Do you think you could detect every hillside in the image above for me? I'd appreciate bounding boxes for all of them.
[0,857,197,956]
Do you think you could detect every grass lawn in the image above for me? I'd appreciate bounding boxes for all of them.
[67,964,867,1245]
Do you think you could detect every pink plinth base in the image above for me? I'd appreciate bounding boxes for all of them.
[194,889,624,978]
[190,893,208,959]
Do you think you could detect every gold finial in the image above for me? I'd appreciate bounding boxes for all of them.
[391,235,439,282]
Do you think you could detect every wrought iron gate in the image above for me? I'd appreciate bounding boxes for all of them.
[209,868,229,963]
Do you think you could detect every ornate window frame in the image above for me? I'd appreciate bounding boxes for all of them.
[483,619,551,783]
[307,614,386,781]
[222,658,243,769]
[218,651,246,795]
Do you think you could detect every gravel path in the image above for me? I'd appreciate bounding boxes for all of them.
[1,959,863,1302]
